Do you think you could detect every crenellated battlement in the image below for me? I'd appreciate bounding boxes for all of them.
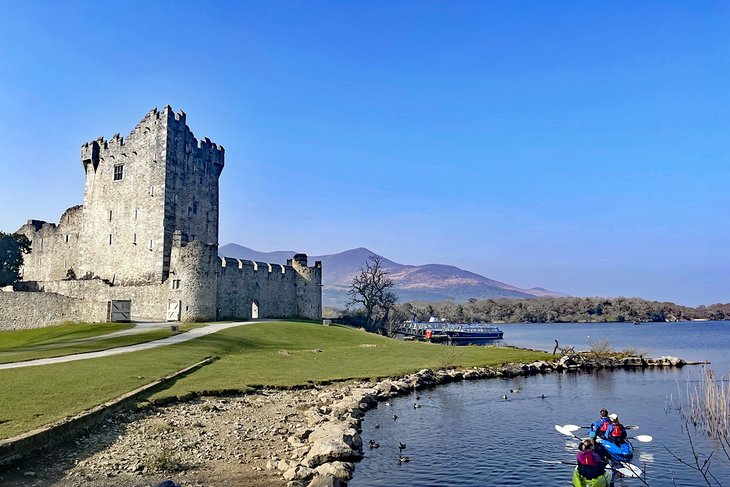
[81,105,224,173]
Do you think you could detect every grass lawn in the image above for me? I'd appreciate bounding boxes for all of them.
[0,321,551,440]
[0,329,176,364]
[0,322,134,350]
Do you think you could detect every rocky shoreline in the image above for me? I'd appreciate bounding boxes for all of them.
[0,353,688,487]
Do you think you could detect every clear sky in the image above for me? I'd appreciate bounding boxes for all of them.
[1,1,728,306]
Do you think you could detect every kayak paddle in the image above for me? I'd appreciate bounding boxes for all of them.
[562,423,639,431]
[539,459,644,478]
[631,434,652,443]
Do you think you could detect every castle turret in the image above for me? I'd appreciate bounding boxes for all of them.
[289,254,323,320]
[169,237,218,321]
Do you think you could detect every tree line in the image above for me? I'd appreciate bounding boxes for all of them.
[388,297,730,325]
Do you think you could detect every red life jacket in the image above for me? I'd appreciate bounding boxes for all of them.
[577,450,602,466]
[609,423,625,437]
[605,423,627,445]
[599,418,611,433]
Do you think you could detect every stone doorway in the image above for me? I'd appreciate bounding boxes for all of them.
[251,300,259,319]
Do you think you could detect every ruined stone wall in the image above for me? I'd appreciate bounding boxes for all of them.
[0,291,108,331]
[78,108,172,284]
[17,206,83,282]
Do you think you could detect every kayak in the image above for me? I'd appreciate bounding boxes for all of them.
[597,438,634,462]
[572,467,613,487]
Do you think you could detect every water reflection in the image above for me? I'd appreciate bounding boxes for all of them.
[350,322,730,486]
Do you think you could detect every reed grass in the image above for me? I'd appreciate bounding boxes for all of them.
[687,368,730,440]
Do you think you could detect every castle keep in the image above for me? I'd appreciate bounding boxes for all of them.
[4,106,321,327]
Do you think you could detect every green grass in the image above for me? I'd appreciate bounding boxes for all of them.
[0,329,176,364]
[0,321,551,440]
[0,322,134,350]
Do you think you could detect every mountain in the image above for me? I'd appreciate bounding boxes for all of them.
[218,244,567,307]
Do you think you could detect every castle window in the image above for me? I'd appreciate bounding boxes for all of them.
[65,234,69,244]
[134,209,138,220]
[188,206,192,218]
[109,210,113,221]
[113,164,124,181]
[148,239,154,251]
[133,233,137,245]
[149,186,155,196]
[109,234,113,245]
[172,279,181,290]
[193,201,198,214]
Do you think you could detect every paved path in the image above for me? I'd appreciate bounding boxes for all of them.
[0,321,258,370]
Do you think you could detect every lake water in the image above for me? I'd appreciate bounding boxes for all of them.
[350,321,730,486]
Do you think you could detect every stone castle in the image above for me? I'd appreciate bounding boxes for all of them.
[4,106,321,326]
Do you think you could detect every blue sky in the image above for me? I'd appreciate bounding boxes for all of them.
[1,1,728,306]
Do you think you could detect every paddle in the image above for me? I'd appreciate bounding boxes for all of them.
[632,434,652,443]
[539,459,643,478]
[555,424,581,439]
[559,425,652,442]
[563,423,639,431]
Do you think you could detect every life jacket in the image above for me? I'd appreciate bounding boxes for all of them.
[605,423,626,444]
[577,450,605,480]
[592,417,611,437]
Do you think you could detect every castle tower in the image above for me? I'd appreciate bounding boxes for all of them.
[78,106,224,284]
[289,253,323,320]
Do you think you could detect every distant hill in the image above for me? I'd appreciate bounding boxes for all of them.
[219,244,567,307]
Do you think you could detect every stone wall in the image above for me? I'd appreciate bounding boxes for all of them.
[17,206,83,282]
[217,258,298,319]
[15,279,172,321]
[0,291,108,330]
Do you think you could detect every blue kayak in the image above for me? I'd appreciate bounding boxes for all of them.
[597,438,633,462]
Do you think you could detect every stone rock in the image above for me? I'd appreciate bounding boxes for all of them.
[307,473,348,487]
[304,439,363,468]
[621,356,645,367]
[308,422,362,450]
[283,465,316,481]
[315,461,354,480]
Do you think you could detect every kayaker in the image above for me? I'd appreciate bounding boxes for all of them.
[589,408,611,439]
[605,413,628,445]
[576,439,607,480]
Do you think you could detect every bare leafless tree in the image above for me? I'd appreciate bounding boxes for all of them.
[347,255,397,334]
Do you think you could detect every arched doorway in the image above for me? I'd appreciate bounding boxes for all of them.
[251,300,259,319]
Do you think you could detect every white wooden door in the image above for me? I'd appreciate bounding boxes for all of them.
[167,300,181,321]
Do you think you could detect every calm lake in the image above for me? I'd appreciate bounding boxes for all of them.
[350,321,730,486]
